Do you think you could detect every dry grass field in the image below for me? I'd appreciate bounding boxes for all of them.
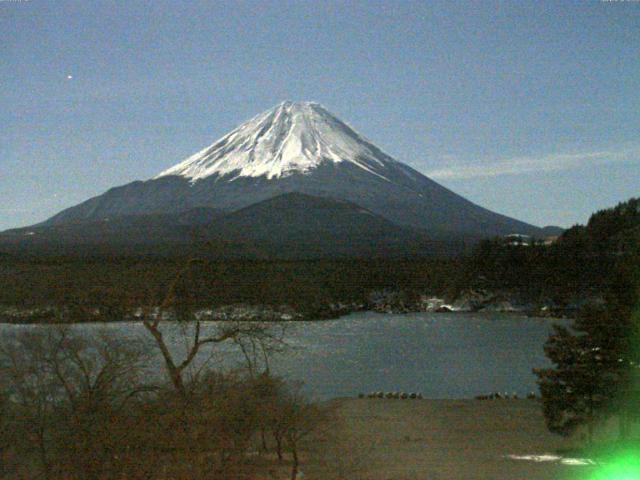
[299,398,591,480]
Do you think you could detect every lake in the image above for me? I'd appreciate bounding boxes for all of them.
[0,311,565,400]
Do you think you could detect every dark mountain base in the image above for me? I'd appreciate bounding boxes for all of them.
[1,193,474,258]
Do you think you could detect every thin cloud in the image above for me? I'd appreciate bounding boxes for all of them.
[427,146,640,180]
[0,208,31,214]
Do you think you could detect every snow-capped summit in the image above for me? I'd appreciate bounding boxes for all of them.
[155,101,394,182]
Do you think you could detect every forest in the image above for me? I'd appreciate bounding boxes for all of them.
[0,198,637,323]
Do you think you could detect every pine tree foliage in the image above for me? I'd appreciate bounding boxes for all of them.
[534,301,634,437]
[534,197,640,439]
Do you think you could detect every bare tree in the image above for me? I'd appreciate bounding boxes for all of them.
[0,330,59,479]
[0,388,10,478]
[144,317,248,398]
[50,329,151,480]
[141,259,288,400]
[231,323,289,454]
[265,382,329,480]
[0,328,153,480]
[133,258,297,479]
[232,321,289,377]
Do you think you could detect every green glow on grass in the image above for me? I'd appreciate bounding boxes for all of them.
[586,277,640,480]
[588,451,640,480]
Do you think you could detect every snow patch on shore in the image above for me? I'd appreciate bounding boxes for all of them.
[506,454,596,466]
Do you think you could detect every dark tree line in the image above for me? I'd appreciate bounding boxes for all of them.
[0,256,460,322]
[1,198,637,323]
[462,197,639,305]
[532,198,640,443]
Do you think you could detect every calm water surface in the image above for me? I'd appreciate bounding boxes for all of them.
[0,312,565,399]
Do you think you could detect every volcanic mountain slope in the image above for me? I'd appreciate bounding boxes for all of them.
[205,192,458,257]
[41,101,543,238]
[0,193,456,258]
[0,208,224,247]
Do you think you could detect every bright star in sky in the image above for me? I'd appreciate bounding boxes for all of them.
[66,75,73,80]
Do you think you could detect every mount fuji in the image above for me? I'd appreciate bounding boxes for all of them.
[3,101,549,255]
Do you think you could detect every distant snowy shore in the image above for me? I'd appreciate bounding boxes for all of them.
[0,287,596,324]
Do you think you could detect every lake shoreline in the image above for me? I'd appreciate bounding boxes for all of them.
[0,299,572,325]
[0,309,565,326]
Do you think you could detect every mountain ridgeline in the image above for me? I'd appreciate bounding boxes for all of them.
[3,101,553,257]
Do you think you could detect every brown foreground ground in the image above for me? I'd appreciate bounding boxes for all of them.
[299,398,591,480]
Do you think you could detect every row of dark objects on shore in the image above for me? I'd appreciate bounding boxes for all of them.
[359,392,424,399]
[474,392,538,400]
[356,391,539,400]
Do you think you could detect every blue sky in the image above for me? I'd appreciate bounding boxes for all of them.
[1,0,638,230]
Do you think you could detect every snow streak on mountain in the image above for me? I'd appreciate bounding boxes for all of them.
[155,101,394,182]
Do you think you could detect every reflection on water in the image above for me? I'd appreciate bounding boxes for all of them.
[0,311,566,400]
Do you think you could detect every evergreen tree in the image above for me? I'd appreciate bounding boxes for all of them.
[535,278,639,441]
